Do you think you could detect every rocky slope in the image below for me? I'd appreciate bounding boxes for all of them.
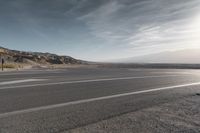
[0,46,85,65]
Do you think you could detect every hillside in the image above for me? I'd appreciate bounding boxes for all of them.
[0,46,85,66]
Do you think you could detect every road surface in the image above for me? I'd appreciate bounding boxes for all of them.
[0,68,200,133]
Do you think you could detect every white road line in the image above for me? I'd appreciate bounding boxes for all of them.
[0,81,200,118]
[0,71,62,76]
[0,75,179,90]
[0,79,47,85]
[0,75,62,81]
[151,72,193,75]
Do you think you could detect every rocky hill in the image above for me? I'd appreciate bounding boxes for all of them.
[0,46,85,65]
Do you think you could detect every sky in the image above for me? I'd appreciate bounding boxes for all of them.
[0,0,200,61]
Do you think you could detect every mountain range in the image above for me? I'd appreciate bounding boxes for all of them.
[0,46,85,66]
[115,49,200,64]
[1,46,199,69]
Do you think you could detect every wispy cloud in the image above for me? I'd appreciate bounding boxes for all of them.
[0,0,200,60]
[78,0,200,57]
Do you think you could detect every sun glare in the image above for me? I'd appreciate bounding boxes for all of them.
[187,14,200,48]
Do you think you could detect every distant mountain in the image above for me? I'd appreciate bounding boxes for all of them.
[116,49,200,64]
[0,46,86,65]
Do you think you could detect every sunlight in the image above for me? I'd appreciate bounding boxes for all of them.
[190,14,200,48]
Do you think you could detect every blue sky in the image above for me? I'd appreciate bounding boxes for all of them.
[0,0,200,61]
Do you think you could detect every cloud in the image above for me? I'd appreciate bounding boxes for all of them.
[79,0,200,55]
[0,0,200,60]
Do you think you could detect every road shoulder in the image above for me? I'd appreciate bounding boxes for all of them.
[66,94,200,133]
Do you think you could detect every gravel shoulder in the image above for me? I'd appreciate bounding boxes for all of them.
[65,94,200,133]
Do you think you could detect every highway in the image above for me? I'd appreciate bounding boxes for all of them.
[0,68,200,133]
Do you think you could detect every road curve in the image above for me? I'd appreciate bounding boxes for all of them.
[0,68,200,133]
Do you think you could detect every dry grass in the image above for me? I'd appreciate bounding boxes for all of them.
[0,63,24,69]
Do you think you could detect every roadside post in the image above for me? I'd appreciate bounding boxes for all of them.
[1,58,4,71]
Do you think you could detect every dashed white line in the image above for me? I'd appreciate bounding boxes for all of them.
[1,81,200,118]
[151,72,193,75]
[0,79,47,85]
[0,71,62,76]
[0,75,180,90]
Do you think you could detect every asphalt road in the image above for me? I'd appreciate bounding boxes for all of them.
[0,68,200,133]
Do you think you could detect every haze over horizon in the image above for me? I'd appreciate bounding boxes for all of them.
[0,0,200,61]
[109,49,200,64]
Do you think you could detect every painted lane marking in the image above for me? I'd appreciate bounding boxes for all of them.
[0,81,200,118]
[0,71,62,76]
[0,75,180,90]
[150,72,193,75]
[0,79,47,85]
[0,76,63,81]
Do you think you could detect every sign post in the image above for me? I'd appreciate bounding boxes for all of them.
[1,58,4,71]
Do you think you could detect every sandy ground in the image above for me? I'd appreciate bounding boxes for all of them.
[65,94,200,133]
[0,64,99,72]
[46,64,99,69]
